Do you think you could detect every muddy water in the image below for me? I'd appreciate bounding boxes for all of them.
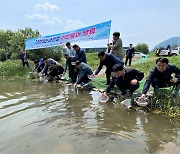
[0,80,179,154]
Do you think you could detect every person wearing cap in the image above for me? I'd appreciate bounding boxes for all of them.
[92,50,124,85]
[74,61,93,88]
[104,64,144,96]
[140,58,180,99]
[64,53,77,83]
[125,43,135,66]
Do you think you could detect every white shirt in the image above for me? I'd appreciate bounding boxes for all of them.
[66,47,76,57]
[66,47,76,65]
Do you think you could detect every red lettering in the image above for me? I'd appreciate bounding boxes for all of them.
[89,27,96,35]
[61,35,65,40]
[83,29,89,36]
[60,32,82,40]
[70,33,75,39]
[75,32,81,37]
[65,34,70,39]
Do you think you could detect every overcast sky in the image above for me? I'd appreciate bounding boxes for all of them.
[0,0,179,49]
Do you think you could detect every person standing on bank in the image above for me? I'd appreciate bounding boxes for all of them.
[92,51,124,85]
[63,54,76,83]
[107,32,124,60]
[19,49,29,67]
[73,44,87,64]
[125,43,135,66]
[72,44,87,82]
[65,42,76,65]
[140,58,180,99]
[64,42,76,82]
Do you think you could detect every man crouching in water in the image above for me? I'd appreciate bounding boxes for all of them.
[103,64,144,97]
[74,61,93,88]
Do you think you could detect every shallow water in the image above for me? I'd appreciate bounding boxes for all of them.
[0,80,179,153]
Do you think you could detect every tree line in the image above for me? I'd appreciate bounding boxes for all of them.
[0,28,64,62]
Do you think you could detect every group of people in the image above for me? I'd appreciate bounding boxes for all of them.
[155,44,172,56]
[21,31,180,102]
[63,34,179,100]
[33,57,64,81]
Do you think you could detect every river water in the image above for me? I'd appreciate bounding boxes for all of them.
[0,80,179,153]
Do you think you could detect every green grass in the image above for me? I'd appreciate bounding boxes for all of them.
[87,52,100,70]
[148,52,156,58]
[0,60,34,80]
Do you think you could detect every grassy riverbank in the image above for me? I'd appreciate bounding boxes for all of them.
[0,60,34,80]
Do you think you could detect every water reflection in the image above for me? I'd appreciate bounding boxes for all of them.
[0,80,179,153]
[140,114,180,153]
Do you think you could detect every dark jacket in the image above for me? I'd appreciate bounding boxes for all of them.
[106,68,144,93]
[95,53,124,75]
[75,48,87,64]
[142,64,180,94]
[19,52,25,60]
[64,58,72,72]
[126,47,135,57]
[19,52,28,61]
[76,62,93,84]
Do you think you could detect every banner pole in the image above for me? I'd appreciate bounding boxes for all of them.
[106,20,111,53]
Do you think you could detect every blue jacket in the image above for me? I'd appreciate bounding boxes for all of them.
[36,58,44,71]
[75,48,87,64]
[76,62,93,84]
[142,64,180,94]
[95,53,124,75]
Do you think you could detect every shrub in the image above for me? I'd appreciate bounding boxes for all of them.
[135,43,149,54]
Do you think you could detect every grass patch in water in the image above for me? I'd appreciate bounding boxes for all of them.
[147,91,180,118]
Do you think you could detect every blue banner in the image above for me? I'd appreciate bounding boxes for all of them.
[25,20,111,50]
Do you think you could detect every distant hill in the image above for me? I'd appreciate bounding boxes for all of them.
[154,37,180,50]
